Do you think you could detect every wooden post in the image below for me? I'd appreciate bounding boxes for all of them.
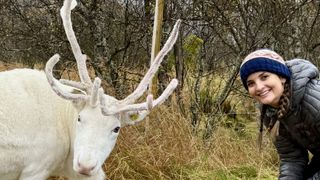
[146,0,164,132]
[149,0,164,95]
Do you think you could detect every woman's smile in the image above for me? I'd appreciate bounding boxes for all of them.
[258,89,270,98]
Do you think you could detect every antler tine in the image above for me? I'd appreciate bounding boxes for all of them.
[146,94,153,110]
[149,78,178,106]
[60,79,87,91]
[45,54,88,102]
[119,19,182,105]
[100,78,178,116]
[90,78,101,107]
[99,88,122,115]
[103,79,178,126]
[60,0,92,87]
[99,88,147,116]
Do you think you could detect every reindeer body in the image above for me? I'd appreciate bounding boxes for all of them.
[0,69,108,179]
[0,69,72,179]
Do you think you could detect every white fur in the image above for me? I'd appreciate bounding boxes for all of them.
[0,68,120,180]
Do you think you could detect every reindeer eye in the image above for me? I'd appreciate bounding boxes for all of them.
[77,116,81,122]
[112,126,120,133]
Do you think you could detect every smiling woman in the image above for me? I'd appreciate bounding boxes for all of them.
[239,49,320,180]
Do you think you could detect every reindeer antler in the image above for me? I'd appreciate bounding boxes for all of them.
[45,54,88,102]
[99,20,181,124]
[45,0,181,125]
[45,0,100,103]
[60,0,92,87]
[119,20,181,105]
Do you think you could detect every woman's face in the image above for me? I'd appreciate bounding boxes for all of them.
[247,71,286,108]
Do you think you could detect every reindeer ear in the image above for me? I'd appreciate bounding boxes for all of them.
[72,100,86,111]
[118,112,133,127]
[73,101,86,111]
[118,111,150,127]
[70,88,87,111]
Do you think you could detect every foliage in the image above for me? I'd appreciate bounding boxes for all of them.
[229,166,257,179]
[182,34,204,72]
[199,86,215,114]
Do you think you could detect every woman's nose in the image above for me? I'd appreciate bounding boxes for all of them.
[255,81,264,91]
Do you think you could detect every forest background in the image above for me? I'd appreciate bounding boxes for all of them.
[1,0,319,179]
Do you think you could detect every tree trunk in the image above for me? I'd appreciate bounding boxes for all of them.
[174,31,185,115]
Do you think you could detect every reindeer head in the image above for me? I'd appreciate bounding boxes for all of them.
[45,0,181,177]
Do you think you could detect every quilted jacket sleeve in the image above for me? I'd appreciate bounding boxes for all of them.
[275,125,309,180]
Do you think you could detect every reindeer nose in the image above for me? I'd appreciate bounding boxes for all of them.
[77,161,96,176]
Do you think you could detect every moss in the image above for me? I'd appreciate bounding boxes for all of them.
[230,166,257,179]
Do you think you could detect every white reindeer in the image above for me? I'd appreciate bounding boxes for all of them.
[0,0,181,179]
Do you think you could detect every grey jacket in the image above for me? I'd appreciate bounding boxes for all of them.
[265,59,320,180]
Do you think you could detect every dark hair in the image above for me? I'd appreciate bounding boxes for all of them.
[257,81,290,150]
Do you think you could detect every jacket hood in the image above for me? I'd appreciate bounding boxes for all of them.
[286,59,319,106]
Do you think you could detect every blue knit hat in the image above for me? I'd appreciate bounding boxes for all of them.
[240,49,291,90]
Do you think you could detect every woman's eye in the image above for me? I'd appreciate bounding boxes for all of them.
[112,126,120,133]
[261,75,268,80]
[247,81,253,87]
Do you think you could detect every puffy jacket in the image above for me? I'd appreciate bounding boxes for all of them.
[263,59,320,180]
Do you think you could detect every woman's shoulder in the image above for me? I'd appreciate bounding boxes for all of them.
[286,59,319,79]
[286,59,319,89]
[286,59,320,108]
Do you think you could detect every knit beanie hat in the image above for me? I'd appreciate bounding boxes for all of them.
[240,49,291,90]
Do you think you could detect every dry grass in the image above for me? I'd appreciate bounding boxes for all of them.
[99,101,279,180]
[0,61,27,71]
[102,104,196,179]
